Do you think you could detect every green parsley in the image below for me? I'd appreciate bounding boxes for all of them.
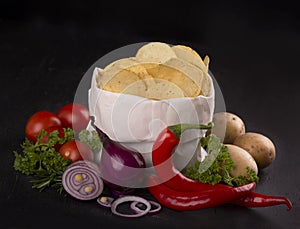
[78,129,101,153]
[185,134,259,186]
[13,128,74,192]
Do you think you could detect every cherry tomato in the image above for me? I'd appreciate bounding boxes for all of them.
[59,140,93,163]
[25,111,62,142]
[56,103,90,133]
[41,126,65,151]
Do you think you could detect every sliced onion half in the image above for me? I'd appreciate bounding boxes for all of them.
[62,165,103,200]
[130,200,161,215]
[110,196,151,218]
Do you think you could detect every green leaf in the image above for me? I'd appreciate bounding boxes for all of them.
[198,134,223,173]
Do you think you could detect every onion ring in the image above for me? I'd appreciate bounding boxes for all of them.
[130,200,162,214]
[62,165,103,200]
[111,196,151,218]
[97,196,114,208]
[67,160,100,173]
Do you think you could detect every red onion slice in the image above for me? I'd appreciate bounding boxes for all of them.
[97,196,114,208]
[67,160,100,173]
[62,165,103,200]
[111,196,151,218]
[130,200,161,214]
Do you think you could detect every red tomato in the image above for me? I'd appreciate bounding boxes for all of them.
[25,111,62,142]
[59,140,93,163]
[41,126,65,151]
[56,103,90,133]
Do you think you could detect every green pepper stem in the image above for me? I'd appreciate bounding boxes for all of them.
[168,122,213,139]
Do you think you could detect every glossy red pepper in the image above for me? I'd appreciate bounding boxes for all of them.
[148,174,256,211]
[152,123,242,192]
[151,123,292,210]
[231,192,292,210]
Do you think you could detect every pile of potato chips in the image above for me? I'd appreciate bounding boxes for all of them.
[96,42,211,100]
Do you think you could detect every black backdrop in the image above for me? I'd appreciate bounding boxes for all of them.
[1,1,299,228]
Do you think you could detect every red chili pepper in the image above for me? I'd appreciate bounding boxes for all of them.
[231,192,292,210]
[147,174,256,211]
[152,123,240,192]
[151,123,292,211]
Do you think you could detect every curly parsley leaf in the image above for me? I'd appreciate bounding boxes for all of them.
[13,128,74,192]
[78,129,101,153]
[231,167,259,186]
[185,134,259,186]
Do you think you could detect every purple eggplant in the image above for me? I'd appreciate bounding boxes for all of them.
[95,126,146,197]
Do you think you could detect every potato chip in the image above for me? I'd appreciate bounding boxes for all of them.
[146,79,185,100]
[125,64,156,88]
[97,57,139,88]
[103,57,138,71]
[203,55,210,67]
[171,45,207,72]
[136,42,176,63]
[201,55,211,96]
[164,57,204,87]
[97,42,212,99]
[100,69,142,93]
[201,74,211,96]
[145,63,201,97]
[171,45,211,96]
[121,79,148,97]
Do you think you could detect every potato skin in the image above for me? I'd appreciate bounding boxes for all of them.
[233,132,276,169]
[225,144,258,178]
[209,112,245,144]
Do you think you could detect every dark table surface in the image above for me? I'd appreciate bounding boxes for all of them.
[1,1,299,228]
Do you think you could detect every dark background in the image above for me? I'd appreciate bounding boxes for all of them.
[1,0,299,228]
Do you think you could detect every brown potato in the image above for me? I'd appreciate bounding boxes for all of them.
[208,112,246,144]
[233,132,276,169]
[225,144,258,178]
